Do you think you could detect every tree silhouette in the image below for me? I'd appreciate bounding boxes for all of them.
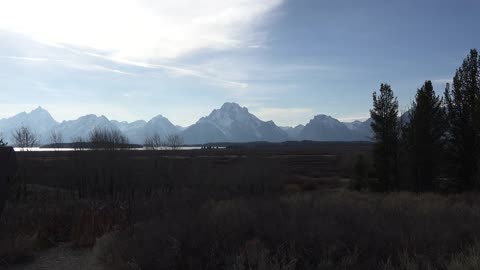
[89,127,129,150]
[0,133,6,146]
[165,134,184,150]
[444,49,480,190]
[144,132,163,150]
[403,81,447,191]
[370,83,399,191]
[12,126,39,150]
[49,130,64,150]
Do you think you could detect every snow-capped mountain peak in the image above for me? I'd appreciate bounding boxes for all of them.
[0,105,375,145]
[201,102,262,133]
[0,106,58,144]
[183,102,287,144]
[299,114,365,141]
[310,114,343,128]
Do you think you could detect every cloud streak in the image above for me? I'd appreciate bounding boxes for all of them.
[74,49,249,89]
[0,55,134,75]
[431,78,453,85]
[0,0,283,61]
[0,56,64,62]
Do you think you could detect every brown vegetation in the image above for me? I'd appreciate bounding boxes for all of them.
[2,144,480,269]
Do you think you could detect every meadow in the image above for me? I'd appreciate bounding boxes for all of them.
[2,143,480,270]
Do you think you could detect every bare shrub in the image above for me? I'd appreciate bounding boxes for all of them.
[11,147,480,270]
[72,136,86,151]
[49,130,64,150]
[93,192,480,270]
[89,127,129,150]
[165,133,184,150]
[448,241,480,270]
[350,154,370,190]
[144,132,163,150]
[12,126,39,150]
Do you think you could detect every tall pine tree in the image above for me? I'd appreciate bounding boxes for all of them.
[371,84,400,191]
[403,81,447,192]
[0,133,6,147]
[444,49,480,190]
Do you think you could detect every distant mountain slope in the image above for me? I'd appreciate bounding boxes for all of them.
[58,115,179,144]
[342,110,411,141]
[344,120,363,130]
[54,115,118,142]
[0,107,181,145]
[0,105,381,145]
[299,114,365,141]
[111,120,147,144]
[0,107,58,144]
[182,102,288,144]
[182,121,228,144]
[281,125,305,139]
[111,115,179,144]
[344,118,373,140]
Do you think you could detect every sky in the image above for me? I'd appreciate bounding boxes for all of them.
[0,0,479,127]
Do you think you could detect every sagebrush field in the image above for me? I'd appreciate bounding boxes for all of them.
[2,144,480,270]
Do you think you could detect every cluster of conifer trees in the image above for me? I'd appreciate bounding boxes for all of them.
[370,49,480,192]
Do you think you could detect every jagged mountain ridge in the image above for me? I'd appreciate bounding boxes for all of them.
[0,107,58,144]
[0,107,180,144]
[281,125,305,139]
[0,104,375,145]
[182,103,288,144]
[299,114,366,141]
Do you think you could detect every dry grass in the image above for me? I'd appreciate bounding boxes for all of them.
[0,186,130,268]
[92,191,480,270]
[3,148,480,269]
[4,186,480,269]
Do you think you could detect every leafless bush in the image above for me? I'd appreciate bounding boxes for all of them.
[144,132,163,150]
[165,133,184,150]
[448,241,480,270]
[95,192,480,270]
[0,185,131,266]
[49,130,64,150]
[12,126,39,150]
[89,127,129,150]
[72,136,86,151]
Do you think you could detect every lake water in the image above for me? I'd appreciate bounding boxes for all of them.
[13,146,213,152]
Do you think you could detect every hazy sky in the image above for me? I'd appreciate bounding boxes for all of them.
[0,0,479,126]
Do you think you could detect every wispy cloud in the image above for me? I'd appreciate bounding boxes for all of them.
[431,78,453,85]
[75,49,249,89]
[180,57,355,89]
[64,63,135,76]
[0,54,134,75]
[2,48,249,89]
[0,56,64,62]
[0,0,283,60]
[121,90,152,99]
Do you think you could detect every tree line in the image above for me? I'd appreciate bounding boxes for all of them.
[366,48,480,192]
[0,126,184,150]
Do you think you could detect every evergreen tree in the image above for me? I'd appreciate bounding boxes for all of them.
[444,49,480,190]
[351,154,369,191]
[0,133,6,146]
[403,81,447,192]
[370,83,400,191]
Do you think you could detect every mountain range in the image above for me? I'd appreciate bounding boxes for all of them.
[0,103,374,145]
